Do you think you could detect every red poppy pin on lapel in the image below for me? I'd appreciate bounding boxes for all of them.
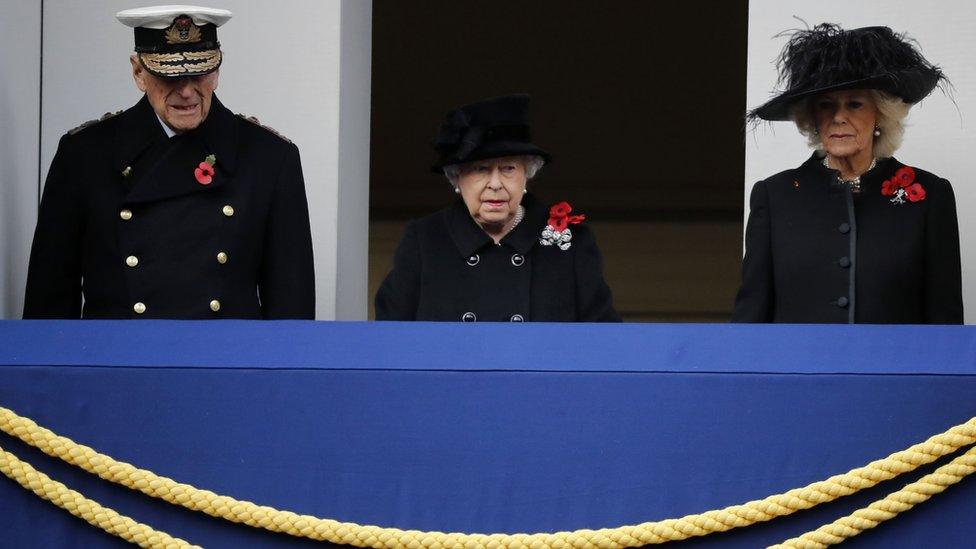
[195,154,217,185]
[540,201,586,250]
[881,166,925,205]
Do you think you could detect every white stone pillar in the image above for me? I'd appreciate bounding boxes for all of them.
[0,1,41,319]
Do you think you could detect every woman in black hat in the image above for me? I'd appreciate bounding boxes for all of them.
[733,24,962,324]
[375,94,619,322]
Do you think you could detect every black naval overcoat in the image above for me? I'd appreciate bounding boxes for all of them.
[375,193,620,322]
[732,154,962,324]
[23,95,315,319]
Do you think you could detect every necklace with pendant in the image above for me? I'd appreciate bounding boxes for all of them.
[823,156,876,194]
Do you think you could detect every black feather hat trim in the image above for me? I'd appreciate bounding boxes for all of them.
[749,23,947,122]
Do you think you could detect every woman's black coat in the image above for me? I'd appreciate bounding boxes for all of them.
[375,193,620,322]
[733,154,962,324]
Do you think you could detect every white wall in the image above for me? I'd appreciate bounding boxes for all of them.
[0,1,41,319]
[747,1,976,323]
[18,0,372,320]
[335,1,372,320]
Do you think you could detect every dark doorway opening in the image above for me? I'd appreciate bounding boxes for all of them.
[369,0,748,321]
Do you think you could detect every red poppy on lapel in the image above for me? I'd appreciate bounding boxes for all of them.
[894,166,915,188]
[194,154,217,185]
[541,201,586,251]
[881,179,899,197]
[906,182,926,202]
[549,201,572,218]
[547,201,585,232]
[884,165,924,205]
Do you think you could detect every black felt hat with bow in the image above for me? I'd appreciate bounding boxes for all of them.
[749,23,947,122]
[431,94,551,173]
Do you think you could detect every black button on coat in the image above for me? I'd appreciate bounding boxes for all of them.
[733,154,962,324]
[23,95,315,319]
[375,194,620,322]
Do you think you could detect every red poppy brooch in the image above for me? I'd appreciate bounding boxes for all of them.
[194,154,217,185]
[881,166,925,205]
[540,201,585,250]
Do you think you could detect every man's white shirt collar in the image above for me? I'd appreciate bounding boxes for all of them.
[155,113,177,138]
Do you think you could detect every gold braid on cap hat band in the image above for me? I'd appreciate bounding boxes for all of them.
[182,51,216,60]
[141,51,221,75]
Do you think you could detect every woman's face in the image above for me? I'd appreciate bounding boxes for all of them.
[813,89,878,160]
[456,156,527,227]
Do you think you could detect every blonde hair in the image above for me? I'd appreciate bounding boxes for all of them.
[791,90,911,159]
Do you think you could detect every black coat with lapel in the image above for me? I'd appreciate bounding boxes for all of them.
[375,193,620,322]
[24,95,315,319]
[733,153,962,324]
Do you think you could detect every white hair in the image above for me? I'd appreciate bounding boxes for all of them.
[790,90,911,159]
[443,155,546,187]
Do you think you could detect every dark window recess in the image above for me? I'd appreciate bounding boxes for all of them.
[369,0,748,321]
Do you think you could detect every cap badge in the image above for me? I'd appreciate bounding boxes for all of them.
[165,15,202,44]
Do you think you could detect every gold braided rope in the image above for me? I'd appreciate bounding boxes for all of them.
[1,405,974,548]
[0,444,198,549]
[769,443,976,548]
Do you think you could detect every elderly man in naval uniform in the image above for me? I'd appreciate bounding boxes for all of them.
[24,5,315,319]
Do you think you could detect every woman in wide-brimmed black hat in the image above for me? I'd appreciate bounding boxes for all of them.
[375,94,619,322]
[733,24,962,323]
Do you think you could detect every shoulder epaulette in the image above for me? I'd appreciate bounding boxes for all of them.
[68,110,123,135]
[237,113,293,144]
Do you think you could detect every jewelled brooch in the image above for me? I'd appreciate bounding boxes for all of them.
[881,166,925,205]
[540,201,585,251]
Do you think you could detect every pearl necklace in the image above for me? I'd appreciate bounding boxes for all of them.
[823,156,877,194]
[511,205,525,229]
[486,205,526,245]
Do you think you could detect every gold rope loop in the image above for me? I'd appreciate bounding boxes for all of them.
[769,444,976,548]
[2,405,974,548]
[0,444,199,549]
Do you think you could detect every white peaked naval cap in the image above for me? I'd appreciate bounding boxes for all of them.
[116,5,232,78]
[116,5,232,29]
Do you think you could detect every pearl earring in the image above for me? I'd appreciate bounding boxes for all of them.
[874,126,881,137]
[454,187,460,194]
